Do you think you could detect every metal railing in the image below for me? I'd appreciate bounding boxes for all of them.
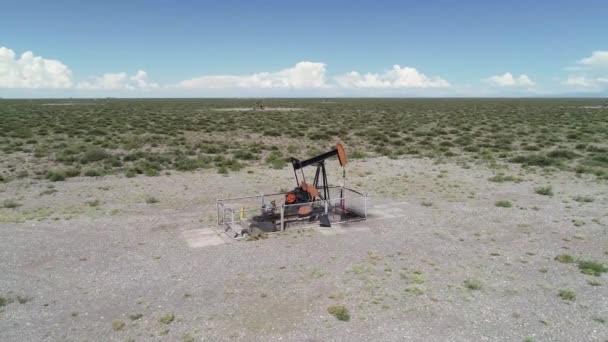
[216,186,368,239]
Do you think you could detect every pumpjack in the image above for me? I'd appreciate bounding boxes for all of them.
[249,143,348,232]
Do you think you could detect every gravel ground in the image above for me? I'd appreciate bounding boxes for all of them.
[1,157,607,341]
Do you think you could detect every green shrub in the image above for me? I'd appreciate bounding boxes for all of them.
[81,148,110,163]
[125,169,137,178]
[488,174,522,183]
[586,155,608,167]
[64,168,80,178]
[587,145,608,153]
[145,196,159,204]
[86,199,100,207]
[129,313,143,321]
[233,150,257,160]
[227,159,243,171]
[40,188,58,196]
[159,313,175,324]
[2,199,21,209]
[464,279,482,290]
[199,144,221,154]
[266,150,287,169]
[88,128,107,136]
[547,149,579,159]
[46,169,66,182]
[0,296,12,307]
[175,157,207,171]
[534,185,553,196]
[269,158,286,169]
[144,168,160,177]
[263,129,282,137]
[558,289,576,301]
[327,305,350,321]
[510,154,559,167]
[351,151,368,159]
[84,169,102,177]
[573,195,594,203]
[106,156,123,167]
[577,260,608,276]
[495,200,512,208]
[555,254,575,263]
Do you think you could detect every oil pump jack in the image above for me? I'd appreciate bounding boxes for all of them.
[249,143,348,232]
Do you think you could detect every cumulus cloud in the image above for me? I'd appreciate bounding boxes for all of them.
[0,46,158,92]
[176,61,327,89]
[577,51,608,68]
[484,72,535,87]
[335,65,450,89]
[77,70,159,90]
[0,46,73,88]
[562,51,608,92]
[566,51,608,72]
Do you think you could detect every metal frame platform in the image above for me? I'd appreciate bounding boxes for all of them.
[216,186,368,239]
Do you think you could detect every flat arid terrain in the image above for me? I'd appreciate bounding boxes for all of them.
[1,99,607,341]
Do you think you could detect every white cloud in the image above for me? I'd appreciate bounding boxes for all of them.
[335,65,450,88]
[77,70,158,90]
[0,46,157,92]
[130,70,159,89]
[176,61,327,89]
[0,46,73,88]
[564,76,593,87]
[563,76,608,88]
[484,72,535,87]
[562,51,608,92]
[577,51,608,68]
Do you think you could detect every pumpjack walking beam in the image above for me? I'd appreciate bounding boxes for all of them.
[290,143,348,201]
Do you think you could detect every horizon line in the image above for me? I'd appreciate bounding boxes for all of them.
[1,96,607,100]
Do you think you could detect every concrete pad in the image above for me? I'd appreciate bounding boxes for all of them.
[316,227,339,235]
[367,208,397,218]
[314,222,369,235]
[181,228,227,248]
[350,226,371,232]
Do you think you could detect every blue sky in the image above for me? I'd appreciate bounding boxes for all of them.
[1,0,607,97]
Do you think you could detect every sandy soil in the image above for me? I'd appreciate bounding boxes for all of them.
[1,157,607,341]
